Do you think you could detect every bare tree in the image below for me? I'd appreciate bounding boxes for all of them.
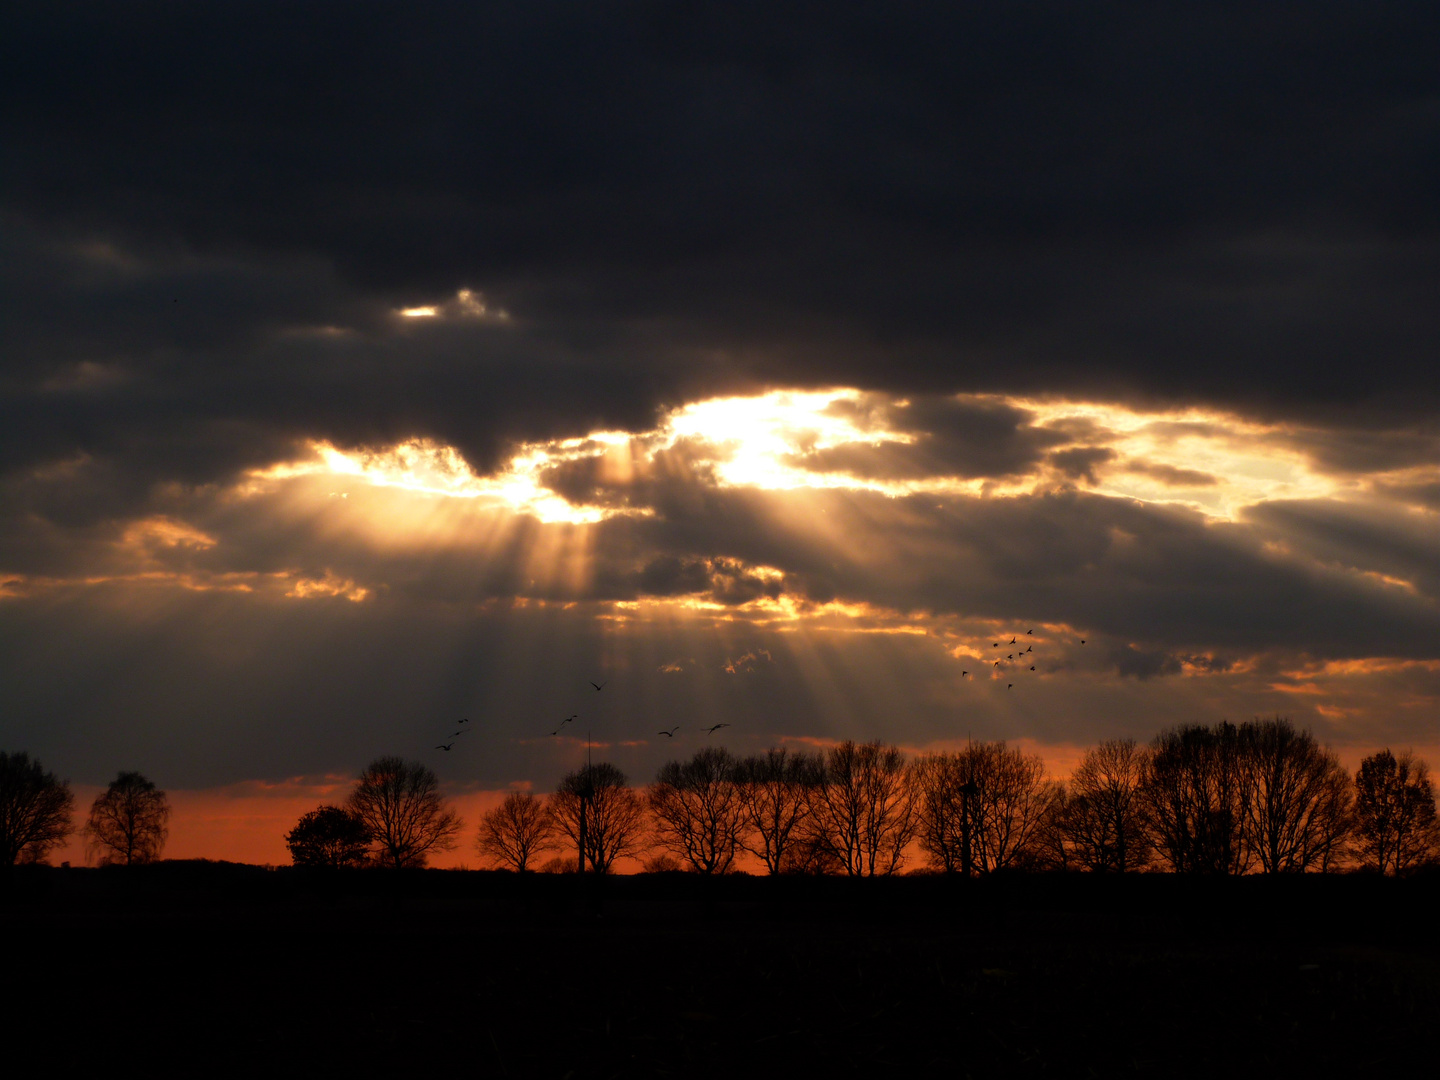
[551,762,648,874]
[347,756,463,869]
[966,742,1061,873]
[808,740,915,876]
[736,747,824,874]
[1237,717,1352,873]
[648,748,747,874]
[912,751,978,875]
[84,771,170,865]
[0,751,75,867]
[476,791,557,872]
[1053,739,1150,873]
[913,743,1059,875]
[1352,749,1438,875]
[286,805,372,869]
[1140,723,1250,874]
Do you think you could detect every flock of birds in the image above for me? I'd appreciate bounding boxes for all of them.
[431,677,736,757]
[433,629,1086,754]
[959,628,1083,689]
[433,715,471,752]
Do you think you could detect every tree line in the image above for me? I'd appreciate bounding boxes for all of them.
[288,717,1438,876]
[0,757,171,867]
[3,718,1437,876]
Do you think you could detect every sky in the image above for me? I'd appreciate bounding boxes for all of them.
[3,2,1438,866]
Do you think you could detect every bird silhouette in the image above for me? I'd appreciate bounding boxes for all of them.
[704,723,731,735]
[994,660,1001,667]
[547,730,560,737]
[1007,654,1014,660]
[1007,684,1013,689]
[1026,645,1032,652]
[658,726,679,737]
[992,642,1000,648]
[590,681,606,691]
[459,717,470,724]
[560,716,576,725]
[1026,629,1033,635]
[436,743,454,751]
[1029,665,1035,671]
[1009,637,1017,644]
[962,671,969,677]
[1080,639,1086,645]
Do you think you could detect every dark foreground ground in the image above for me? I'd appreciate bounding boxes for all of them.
[3,865,1436,1078]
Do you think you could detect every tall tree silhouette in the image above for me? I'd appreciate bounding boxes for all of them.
[476,791,557,872]
[914,743,1058,875]
[1237,717,1352,873]
[552,763,647,874]
[1141,723,1249,874]
[1051,739,1150,873]
[84,771,170,865]
[808,741,914,877]
[649,748,747,874]
[348,756,462,869]
[0,751,74,867]
[736,748,824,874]
[1352,750,1438,875]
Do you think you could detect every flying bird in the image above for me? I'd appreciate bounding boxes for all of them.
[658,727,679,737]
[1029,665,1035,671]
[704,723,731,735]
[1026,645,1032,652]
[992,642,1000,648]
[1026,629,1033,635]
[1007,684,1013,689]
[435,743,454,751]
[458,717,470,724]
[962,671,969,677]
[547,730,560,737]
[590,681,606,691]
[560,716,576,725]
[1009,637,1017,644]
[1081,639,1086,645]
[1007,654,1014,660]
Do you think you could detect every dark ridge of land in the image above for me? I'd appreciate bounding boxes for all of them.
[4,864,1436,1078]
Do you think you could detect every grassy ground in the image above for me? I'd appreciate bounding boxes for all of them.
[4,864,1436,1077]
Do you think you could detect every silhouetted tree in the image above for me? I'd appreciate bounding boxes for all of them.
[1052,739,1150,872]
[1352,750,1438,875]
[0,751,75,866]
[736,747,824,874]
[1237,717,1352,873]
[1141,723,1249,874]
[84,771,170,865]
[649,748,747,874]
[552,763,648,874]
[966,741,1061,873]
[348,756,463,869]
[286,805,372,868]
[914,743,1058,875]
[808,740,914,876]
[476,791,557,872]
[912,751,978,875]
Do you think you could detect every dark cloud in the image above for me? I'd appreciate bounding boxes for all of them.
[787,396,1073,480]
[1123,461,1219,487]
[2,2,1438,517]
[1047,447,1116,484]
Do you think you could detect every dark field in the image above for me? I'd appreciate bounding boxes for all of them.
[4,865,1436,1077]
